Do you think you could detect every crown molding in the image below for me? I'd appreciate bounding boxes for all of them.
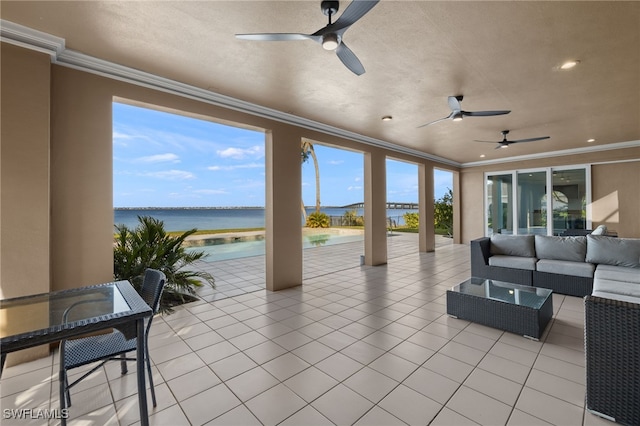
[0,20,64,57]
[461,140,640,168]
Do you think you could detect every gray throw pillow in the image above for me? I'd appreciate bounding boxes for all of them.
[586,235,640,268]
[490,234,536,257]
[535,235,587,262]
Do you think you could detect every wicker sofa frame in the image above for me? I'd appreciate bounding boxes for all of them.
[470,237,593,297]
[585,295,640,425]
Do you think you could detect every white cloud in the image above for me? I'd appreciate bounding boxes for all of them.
[328,160,344,165]
[217,145,264,160]
[135,153,180,163]
[113,131,134,140]
[347,185,363,191]
[192,189,228,195]
[354,177,362,182]
[143,170,195,180]
[208,162,264,171]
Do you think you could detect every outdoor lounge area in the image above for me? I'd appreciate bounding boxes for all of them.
[0,234,613,425]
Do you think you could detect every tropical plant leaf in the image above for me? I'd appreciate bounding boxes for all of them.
[114,216,215,314]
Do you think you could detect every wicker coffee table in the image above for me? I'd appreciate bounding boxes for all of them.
[447,277,553,340]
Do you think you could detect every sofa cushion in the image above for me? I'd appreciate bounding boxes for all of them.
[535,235,587,262]
[537,259,595,278]
[586,235,640,268]
[490,235,536,257]
[593,278,640,298]
[595,264,640,284]
[489,255,537,271]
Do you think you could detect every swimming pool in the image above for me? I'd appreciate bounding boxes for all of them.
[185,230,364,262]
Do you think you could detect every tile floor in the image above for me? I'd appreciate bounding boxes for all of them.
[0,234,612,425]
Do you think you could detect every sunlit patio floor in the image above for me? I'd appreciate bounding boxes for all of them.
[0,233,610,425]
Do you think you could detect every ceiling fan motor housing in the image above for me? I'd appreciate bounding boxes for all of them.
[321,1,339,16]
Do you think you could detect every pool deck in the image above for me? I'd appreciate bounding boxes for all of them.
[192,232,453,301]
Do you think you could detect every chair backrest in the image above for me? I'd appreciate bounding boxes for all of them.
[140,269,166,314]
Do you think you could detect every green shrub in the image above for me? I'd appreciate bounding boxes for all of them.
[403,212,419,228]
[306,211,330,228]
[114,216,215,314]
[342,209,364,226]
[435,188,453,236]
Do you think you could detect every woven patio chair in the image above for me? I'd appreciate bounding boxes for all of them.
[59,269,166,412]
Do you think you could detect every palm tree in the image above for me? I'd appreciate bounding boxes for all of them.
[301,139,321,217]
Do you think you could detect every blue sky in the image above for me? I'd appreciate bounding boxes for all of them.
[113,102,452,207]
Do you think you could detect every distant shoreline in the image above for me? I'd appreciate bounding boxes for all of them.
[114,206,265,210]
[114,206,355,210]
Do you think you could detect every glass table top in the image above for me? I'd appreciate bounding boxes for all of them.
[451,277,553,310]
[0,282,131,339]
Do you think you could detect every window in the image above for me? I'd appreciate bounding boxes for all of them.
[485,166,589,236]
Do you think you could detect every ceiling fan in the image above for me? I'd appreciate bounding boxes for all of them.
[418,95,511,128]
[235,0,379,76]
[475,130,551,149]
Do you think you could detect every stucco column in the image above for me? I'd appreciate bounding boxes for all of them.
[364,149,387,265]
[452,171,461,244]
[265,127,303,291]
[419,164,436,252]
[1,44,51,365]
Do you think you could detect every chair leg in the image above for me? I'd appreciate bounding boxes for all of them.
[120,353,128,375]
[145,345,157,407]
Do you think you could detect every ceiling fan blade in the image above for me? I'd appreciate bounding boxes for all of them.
[511,136,551,143]
[336,42,365,75]
[473,140,501,143]
[332,0,380,32]
[235,33,318,42]
[447,96,462,112]
[417,114,455,128]
[463,110,511,117]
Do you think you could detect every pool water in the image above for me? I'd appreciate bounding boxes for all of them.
[186,232,364,262]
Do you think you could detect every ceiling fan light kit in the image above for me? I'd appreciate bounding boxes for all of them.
[322,33,340,50]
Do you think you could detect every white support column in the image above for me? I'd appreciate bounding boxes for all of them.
[419,163,435,252]
[265,127,303,291]
[452,171,461,244]
[364,149,387,265]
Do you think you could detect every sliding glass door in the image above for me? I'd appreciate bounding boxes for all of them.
[551,168,587,235]
[486,174,513,236]
[485,167,589,236]
[517,171,547,235]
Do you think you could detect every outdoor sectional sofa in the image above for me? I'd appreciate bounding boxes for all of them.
[471,233,640,425]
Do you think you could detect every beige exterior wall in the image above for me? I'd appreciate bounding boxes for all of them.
[460,148,640,242]
[1,44,51,364]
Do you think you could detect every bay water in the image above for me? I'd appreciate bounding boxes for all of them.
[114,207,418,232]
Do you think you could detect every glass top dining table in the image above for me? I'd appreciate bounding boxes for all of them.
[0,280,153,426]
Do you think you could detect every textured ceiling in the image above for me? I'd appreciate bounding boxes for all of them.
[2,1,639,165]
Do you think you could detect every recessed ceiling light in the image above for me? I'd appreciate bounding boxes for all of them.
[381,115,393,121]
[560,60,580,70]
[480,154,486,158]
[587,138,596,143]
